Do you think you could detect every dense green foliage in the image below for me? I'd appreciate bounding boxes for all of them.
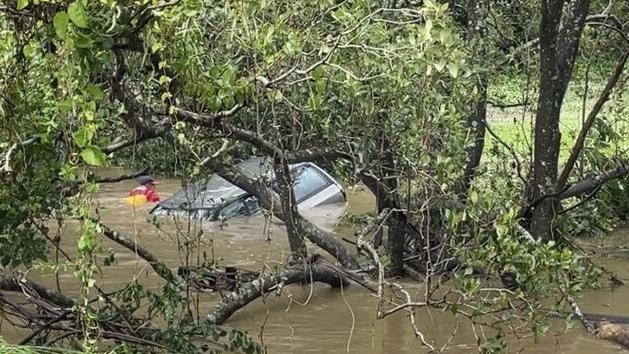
[1,0,628,352]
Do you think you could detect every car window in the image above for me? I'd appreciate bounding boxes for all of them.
[292,165,331,202]
[219,198,247,220]
[219,195,260,220]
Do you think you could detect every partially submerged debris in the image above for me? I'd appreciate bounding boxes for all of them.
[595,321,629,349]
[178,266,260,292]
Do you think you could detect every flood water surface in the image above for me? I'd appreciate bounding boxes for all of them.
[3,170,629,353]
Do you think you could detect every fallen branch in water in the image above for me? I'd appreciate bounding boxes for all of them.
[0,274,75,308]
[204,256,347,325]
[94,219,181,285]
[566,290,629,349]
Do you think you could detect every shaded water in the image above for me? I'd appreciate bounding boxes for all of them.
[2,168,629,353]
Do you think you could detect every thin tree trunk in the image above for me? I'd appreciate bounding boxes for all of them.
[274,157,308,259]
[529,0,591,241]
[459,0,487,200]
[377,131,405,276]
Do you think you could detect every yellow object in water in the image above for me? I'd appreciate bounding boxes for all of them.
[126,194,148,206]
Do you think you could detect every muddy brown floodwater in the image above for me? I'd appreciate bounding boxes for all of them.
[2,168,629,353]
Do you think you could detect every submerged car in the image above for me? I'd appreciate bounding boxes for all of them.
[150,157,346,221]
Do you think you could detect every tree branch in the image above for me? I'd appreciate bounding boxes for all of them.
[557,49,629,189]
[204,259,345,325]
[286,148,354,164]
[94,220,180,284]
[559,162,629,200]
[102,133,162,154]
[487,100,529,109]
[355,208,391,318]
[0,274,75,308]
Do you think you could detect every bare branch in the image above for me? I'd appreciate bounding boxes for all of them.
[559,162,629,200]
[94,219,180,284]
[102,133,162,154]
[0,274,75,308]
[487,100,529,109]
[484,121,527,185]
[0,136,37,173]
[286,148,354,164]
[205,259,346,325]
[199,139,230,166]
[355,208,392,318]
[557,49,629,189]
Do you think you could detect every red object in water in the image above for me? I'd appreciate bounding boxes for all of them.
[129,185,160,202]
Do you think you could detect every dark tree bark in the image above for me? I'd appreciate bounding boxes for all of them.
[529,0,591,241]
[559,163,629,200]
[459,0,488,201]
[95,219,180,284]
[204,261,345,325]
[273,157,308,259]
[376,132,405,277]
[0,275,75,308]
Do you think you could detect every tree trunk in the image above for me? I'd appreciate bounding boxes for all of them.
[377,132,405,276]
[459,0,487,200]
[274,157,308,259]
[529,0,591,241]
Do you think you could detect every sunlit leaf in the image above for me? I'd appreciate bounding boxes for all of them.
[80,146,107,166]
[17,0,29,10]
[68,1,89,28]
[53,12,69,40]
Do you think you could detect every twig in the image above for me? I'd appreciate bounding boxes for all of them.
[0,137,37,173]
[484,121,527,185]
[355,208,392,318]
[389,283,436,352]
[199,139,229,166]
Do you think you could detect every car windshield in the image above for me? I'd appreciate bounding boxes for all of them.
[292,165,330,202]
[153,157,334,214]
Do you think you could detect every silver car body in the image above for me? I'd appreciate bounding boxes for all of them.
[150,157,346,221]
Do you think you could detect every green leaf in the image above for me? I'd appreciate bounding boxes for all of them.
[447,62,459,78]
[74,32,93,48]
[17,0,29,10]
[53,12,69,40]
[73,126,94,148]
[315,79,327,95]
[85,84,103,99]
[469,190,478,204]
[308,93,321,111]
[68,1,88,28]
[80,146,107,166]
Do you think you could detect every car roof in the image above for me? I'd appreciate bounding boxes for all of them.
[153,157,315,212]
